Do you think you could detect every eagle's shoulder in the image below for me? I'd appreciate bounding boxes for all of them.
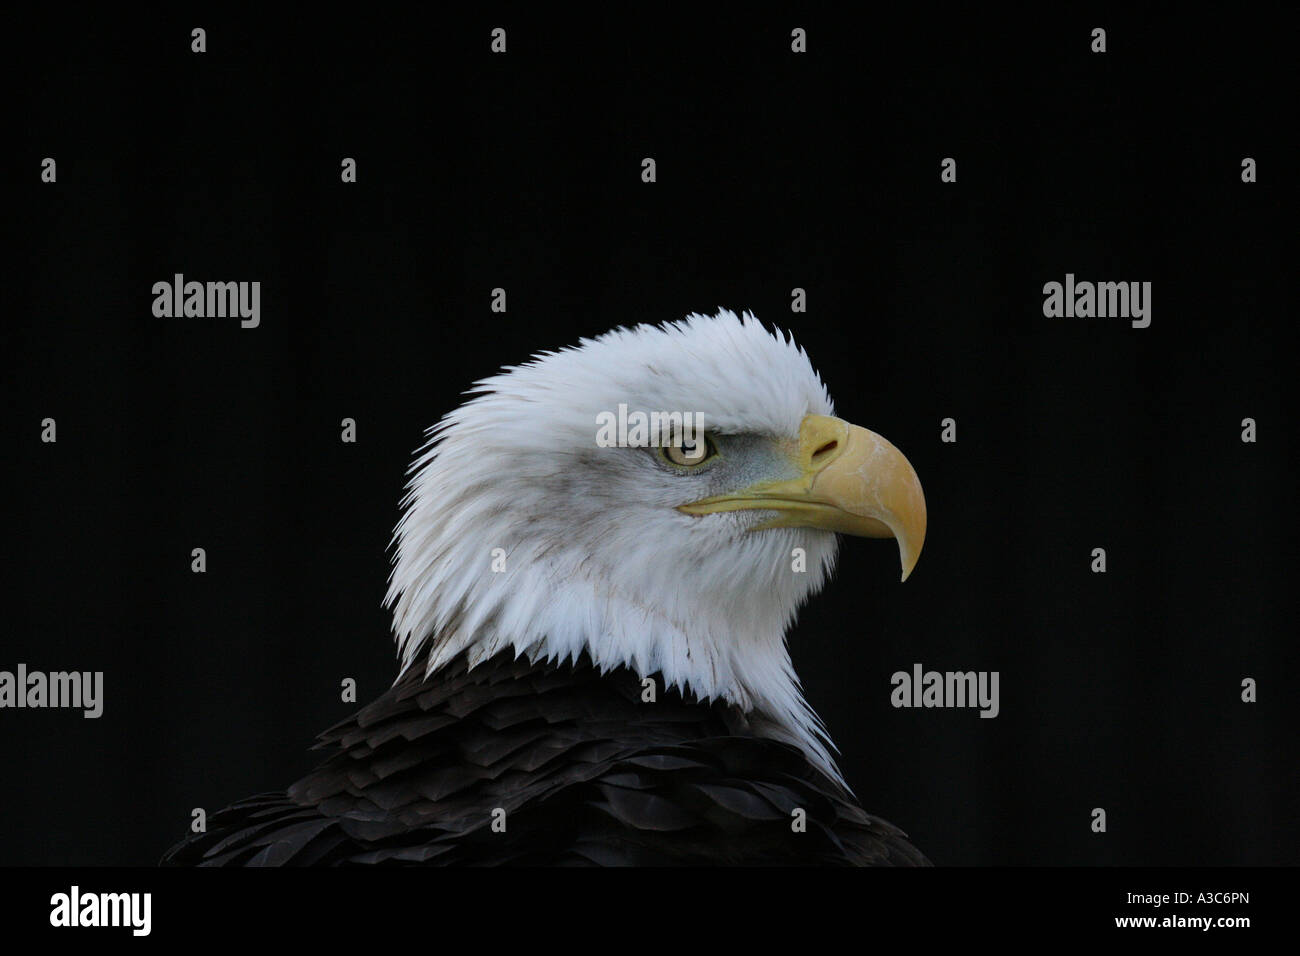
[163,650,927,866]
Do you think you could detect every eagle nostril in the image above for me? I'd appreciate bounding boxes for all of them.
[810,439,839,466]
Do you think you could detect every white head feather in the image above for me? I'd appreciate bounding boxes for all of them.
[384,309,852,786]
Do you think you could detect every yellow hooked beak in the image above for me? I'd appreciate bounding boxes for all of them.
[676,414,927,581]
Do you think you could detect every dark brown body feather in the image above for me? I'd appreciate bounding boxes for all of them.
[162,650,928,866]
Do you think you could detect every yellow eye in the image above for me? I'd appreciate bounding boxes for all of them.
[662,434,715,467]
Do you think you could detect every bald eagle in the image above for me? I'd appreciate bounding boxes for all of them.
[164,310,929,866]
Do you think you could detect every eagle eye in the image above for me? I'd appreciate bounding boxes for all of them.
[661,434,717,467]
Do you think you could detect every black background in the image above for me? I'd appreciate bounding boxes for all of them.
[7,10,1293,867]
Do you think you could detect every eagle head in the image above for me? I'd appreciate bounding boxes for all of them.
[384,309,926,785]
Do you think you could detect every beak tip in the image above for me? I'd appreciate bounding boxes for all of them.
[898,541,922,583]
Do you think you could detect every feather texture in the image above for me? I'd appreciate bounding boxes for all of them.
[163,649,927,866]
